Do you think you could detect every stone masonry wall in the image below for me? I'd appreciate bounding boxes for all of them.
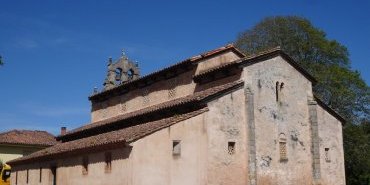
[205,87,248,185]
[91,51,242,122]
[11,87,247,185]
[242,56,315,185]
[316,105,346,185]
[11,53,346,185]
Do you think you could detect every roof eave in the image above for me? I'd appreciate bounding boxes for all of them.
[7,140,128,166]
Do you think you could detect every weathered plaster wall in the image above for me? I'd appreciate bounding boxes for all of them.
[91,51,242,122]
[205,87,248,185]
[316,105,346,185]
[0,145,44,163]
[91,69,197,122]
[242,56,314,185]
[195,51,241,75]
[11,162,55,185]
[12,147,132,185]
[11,54,346,185]
[12,87,247,185]
[129,113,207,185]
[12,114,205,185]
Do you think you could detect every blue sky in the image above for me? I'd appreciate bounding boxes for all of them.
[0,0,369,135]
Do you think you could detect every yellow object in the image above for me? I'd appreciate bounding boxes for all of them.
[0,164,11,185]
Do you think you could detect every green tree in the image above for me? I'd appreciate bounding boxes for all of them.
[344,121,370,185]
[0,55,3,66]
[235,16,370,185]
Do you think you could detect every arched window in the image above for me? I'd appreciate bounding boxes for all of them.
[115,68,123,85]
[127,69,134,80]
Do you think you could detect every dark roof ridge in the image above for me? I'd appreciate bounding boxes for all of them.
[57,80,244,141]
[89,44,245,101]
[0,129,51,135]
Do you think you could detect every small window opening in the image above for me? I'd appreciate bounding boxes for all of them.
[275,81,279,102]
[280,82,284,90]
[105,152,112,173]
[39,167,42,183]
[172,140,181,156]
[325,148,331,162]
[228,142,236,155]
[279,142,288,161]
[82,156,89,175]
[26,169,29,184]
[279,133,288,161]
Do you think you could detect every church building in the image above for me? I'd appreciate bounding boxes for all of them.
[8,44,345,185]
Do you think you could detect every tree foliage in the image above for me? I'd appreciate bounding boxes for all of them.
[344,121,370,185]
[0,55,3,66]
[235,16,369,123]
[235,16,370,185]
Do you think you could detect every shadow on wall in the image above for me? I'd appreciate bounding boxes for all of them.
[194,72,242,93]
[14,146,132,171]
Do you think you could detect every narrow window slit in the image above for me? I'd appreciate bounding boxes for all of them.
[276,81,279,102]
[325,148,331,162]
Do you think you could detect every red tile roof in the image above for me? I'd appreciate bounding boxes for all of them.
[89,44,245,101]
[8,108,208,165]
[0,130,58,147]
[58,80,244,141]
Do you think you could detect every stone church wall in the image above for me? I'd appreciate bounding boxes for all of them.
[11,51,346,185]
[316,105,346,185]
[204,87,248,185]
[242,56,315,185]
[11,85,247,185]
[91,51,242,122]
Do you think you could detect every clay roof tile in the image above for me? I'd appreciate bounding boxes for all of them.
[0,130,58,146]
